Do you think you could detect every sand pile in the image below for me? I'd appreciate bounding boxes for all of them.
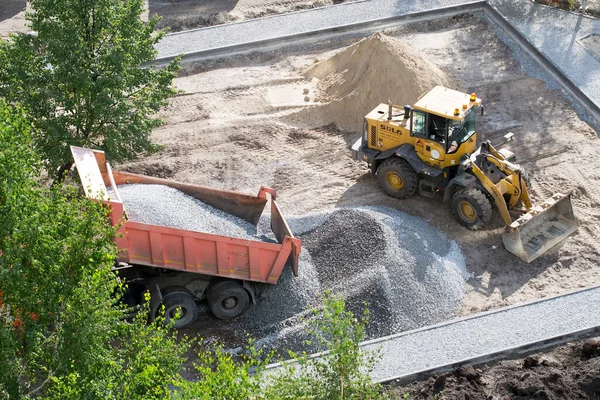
[292,32,456,132]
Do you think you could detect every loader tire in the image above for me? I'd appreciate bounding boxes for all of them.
[377,157,418,199]
[207,280,250,320]
[161,289,198,329]
[451,188,493,230]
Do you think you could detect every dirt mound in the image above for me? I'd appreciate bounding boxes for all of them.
[391,338,600,400]
[292,32,456,132]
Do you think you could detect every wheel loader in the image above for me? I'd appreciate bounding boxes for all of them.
[351,86,578,263]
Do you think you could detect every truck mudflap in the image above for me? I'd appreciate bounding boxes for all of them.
[503,192,578,263]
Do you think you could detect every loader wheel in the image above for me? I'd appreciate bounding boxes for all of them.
[377,158,417,199]
[451,188,493,230]
[161,289,198,329]
[207,280,250,320]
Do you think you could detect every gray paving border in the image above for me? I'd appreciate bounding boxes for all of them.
[485,4,600,127]
[154,0,600,127]
[264,284,600,383]
[153,1,486,65]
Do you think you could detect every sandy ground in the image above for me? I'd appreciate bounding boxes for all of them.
[0,0,27,38]
[145,0,350,31]
[117,14,600,322]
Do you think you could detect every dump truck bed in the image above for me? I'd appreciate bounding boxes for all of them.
[71,146,301,284]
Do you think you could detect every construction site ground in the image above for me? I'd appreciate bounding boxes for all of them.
[0,0,358,38]
[2,1,600,396]
[136,12,600,317]
[142,12,600,383]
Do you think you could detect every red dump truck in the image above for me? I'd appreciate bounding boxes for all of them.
[71,146,302,328]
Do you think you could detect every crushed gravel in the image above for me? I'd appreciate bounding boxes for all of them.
[233,206,470,354]
[109,183,470,354]
[109,184,263,240]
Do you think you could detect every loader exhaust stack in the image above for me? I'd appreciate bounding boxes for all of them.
[503,192,578,263]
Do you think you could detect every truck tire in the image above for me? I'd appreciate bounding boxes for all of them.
[161,289,198,329]
[451,188,493,230]
[376,157,418,199]
[207,280,250,320]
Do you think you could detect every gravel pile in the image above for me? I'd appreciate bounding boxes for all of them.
[109,184,470,353]
[231,206,470,354]
[109,184,263,240]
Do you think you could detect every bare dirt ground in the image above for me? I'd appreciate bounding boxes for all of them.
[0,0,27,38]
[536,0,600,15]
[121,13,600,318]
[390,338,600,399]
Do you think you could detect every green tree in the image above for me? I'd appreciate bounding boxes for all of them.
[0,99,187,400]
[178,293,383,400]
[264,293,383,399]
[0,0,181,178]
[173,341,271,400]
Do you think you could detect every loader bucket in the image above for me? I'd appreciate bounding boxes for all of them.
[503,192,578,263]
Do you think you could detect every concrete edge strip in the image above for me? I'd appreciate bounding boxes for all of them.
[483,4,600,126]
[263,284,600,371]
[162,0,371,38]
[374,324,600,384]
[152,1,486,64]
[360,283,600,348]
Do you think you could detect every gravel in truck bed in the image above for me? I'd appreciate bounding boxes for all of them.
[109,184,265,241]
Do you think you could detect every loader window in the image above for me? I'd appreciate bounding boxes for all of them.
[412,110,426,137]
[447,108,476,153]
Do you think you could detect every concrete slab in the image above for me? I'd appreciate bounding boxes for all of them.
[264,285,600,383]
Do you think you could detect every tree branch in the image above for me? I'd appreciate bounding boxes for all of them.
[25,371,53,397]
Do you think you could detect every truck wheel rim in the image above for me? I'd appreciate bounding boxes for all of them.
[386,172,404,190]
[458,201,477,223]
[223,296,237,309]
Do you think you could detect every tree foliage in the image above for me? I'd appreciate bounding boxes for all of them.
[178,293,383,400]
[0,99,187,400]
[0,0,181,175]
[264,293,383,399]
[174,340,271,400]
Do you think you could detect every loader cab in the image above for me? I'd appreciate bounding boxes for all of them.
[410,86,482,162]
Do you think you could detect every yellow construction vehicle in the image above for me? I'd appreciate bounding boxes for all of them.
[351,86,578,262]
